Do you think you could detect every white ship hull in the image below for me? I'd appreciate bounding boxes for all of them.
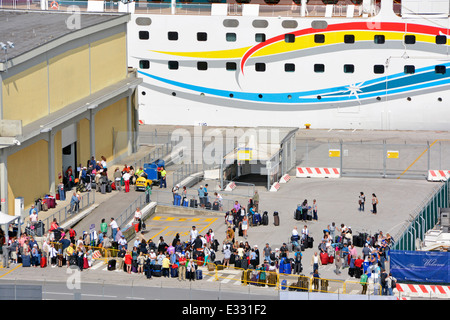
[128,0,450,130]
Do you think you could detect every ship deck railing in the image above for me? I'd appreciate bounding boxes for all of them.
[0,0,392,18]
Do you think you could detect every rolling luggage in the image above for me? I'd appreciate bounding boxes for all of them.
[273,212,280,226]
[22,255,31,267]
[173,194,181,206]
[205,202,211,210]
[69,256,77,266]
[307,236,314,249]
[281,279,288,290]
[212,201,220,211]
[100,183,106,194]
[190,199,198,208]
[320,252,329,265]
[328,254,334,264]
[214,261,224,271]
[107,259,116,271]
[83,257,89,269]
[196,269,203,280]
[106,182,112,193]
[35,221,45,237]
[152,265,162,277]
[262,211,269,225]
[294,209,302,221]
[40,256,47,268]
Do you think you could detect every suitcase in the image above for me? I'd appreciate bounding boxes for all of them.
[262,212,269,225]
[273,212,280,226]
[281,279,288,290]
[196,269,203,280]
[69,256,77,266]
[83,257,89,269]
[235,258,241,269]
[238,226,243,237]
[108,259,116,271]
[214,261,224,271]
[205,202,211,210]
[207,263,216,271]
[294,209,302,220]
[173,194,181,206]
[35,221,45,237]
[307,237,314,249]
[171,267,178,278]
[320,252,329,265]
[212,201,220,211]
[40,256,47,268]
[22,255,31,267]
[328,255,334,264]
[106,183,112,193]
[190,199,198,208]
[101,184,106,194]
[152,265,162,277]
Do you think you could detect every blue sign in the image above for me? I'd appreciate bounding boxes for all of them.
[390,250,450,284]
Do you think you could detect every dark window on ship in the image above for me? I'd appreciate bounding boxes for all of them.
[139,60,150,69]
[374,35,385,44]
[255,63,266,72]
[435,65,446,74]
[343,64,354,73]
[344,34,355,44]
[139,31,149,40]
[168,32,178,41]
[197,62,208,71]
[436,35,447,45]
[168,61,179,70]
[197,32,207,41]
[314,64,325,73]
[314,34,325,43]
[285,34,295,43]
[404,35,416,45]
[404,65,415,74]
[285,63,295,72]
[226,62,237,71]
[226,33,237,42]
[374,65,385,74]
[255,33,266,43]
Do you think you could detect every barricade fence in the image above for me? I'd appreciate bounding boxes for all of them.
[296,138,450,179]
[43,243,382,296]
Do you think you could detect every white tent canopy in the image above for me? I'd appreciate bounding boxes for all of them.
[0,212,21,243]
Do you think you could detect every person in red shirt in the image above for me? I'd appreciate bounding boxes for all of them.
[354,255,364,278]
[124,251,133,274]
[178,254,187,281]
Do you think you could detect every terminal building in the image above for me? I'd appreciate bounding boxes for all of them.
[0,10,142,215]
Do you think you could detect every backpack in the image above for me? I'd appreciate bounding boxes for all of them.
[360,274,368,285]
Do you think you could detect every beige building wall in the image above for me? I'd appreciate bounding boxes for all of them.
[95,97,128,163]
[2,62,49,126]
[7,139,49,215]
[90,32,127,94]
[48,44,91,113]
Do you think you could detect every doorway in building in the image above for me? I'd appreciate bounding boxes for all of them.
[62,142,77,190]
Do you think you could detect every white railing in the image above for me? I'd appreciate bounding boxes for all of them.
[0,1,381,18]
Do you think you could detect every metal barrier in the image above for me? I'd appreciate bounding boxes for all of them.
[393,179,450,251]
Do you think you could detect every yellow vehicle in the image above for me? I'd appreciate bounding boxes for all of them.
[135,176,152,191]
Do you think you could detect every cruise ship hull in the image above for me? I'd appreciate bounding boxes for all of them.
[128,1,450,130]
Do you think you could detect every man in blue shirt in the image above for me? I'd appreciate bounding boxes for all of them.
[341,243,350,268]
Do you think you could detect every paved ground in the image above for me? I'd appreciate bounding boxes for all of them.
[1,125,447,300]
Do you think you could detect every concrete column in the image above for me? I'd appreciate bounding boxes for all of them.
[127,94,132,156]
[0,149,8,214]
[89,109,96,159]
[48,131,56,196]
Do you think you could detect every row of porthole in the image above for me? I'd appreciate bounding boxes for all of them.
[136,17,324,30]
[142,91,444,102]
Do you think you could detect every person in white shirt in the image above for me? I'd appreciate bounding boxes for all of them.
[301,225,309,241]
[29,211,38,226]
[118,235,127,251]
[134,207,142,221]
[189,226,198,244]
[109,218,118,241]
[122,171,131,193]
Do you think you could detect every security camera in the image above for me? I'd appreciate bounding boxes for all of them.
[7,41,14,49]
[13,139,21,146]
[0,42,6,51]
